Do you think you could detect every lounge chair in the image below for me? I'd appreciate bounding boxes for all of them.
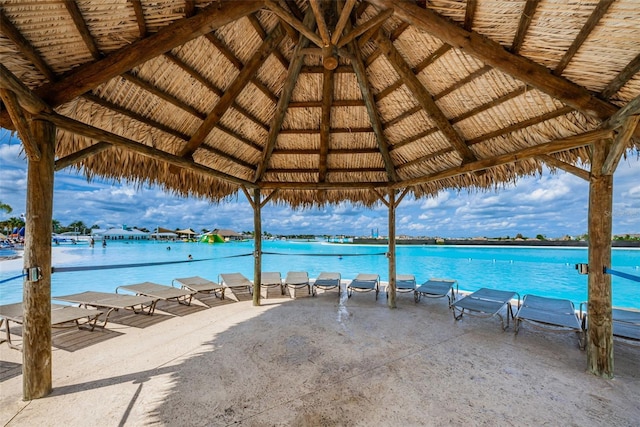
[219,273,253,295]
[54,291,157,327]
[260,272,283,297]
[414,278,458,306]
[172,276,225,299]
[387,274,416,298]
[514,295,584,349]
[580,304,640,346]
[312,272,341,297]
[284,271,310,296]
[0,302,103,350]
[116,282,195,306]
[347,274,380,300]
[451,287,520,330]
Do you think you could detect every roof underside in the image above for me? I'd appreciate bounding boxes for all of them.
[1,0,638,207]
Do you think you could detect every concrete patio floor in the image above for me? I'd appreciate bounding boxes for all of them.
[1,287,639,426]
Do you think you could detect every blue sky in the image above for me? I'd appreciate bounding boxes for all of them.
[1,130,639,238]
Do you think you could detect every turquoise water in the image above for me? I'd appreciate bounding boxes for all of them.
[0,240,638,309]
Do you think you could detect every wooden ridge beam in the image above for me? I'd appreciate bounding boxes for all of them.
[350,33,397,182]
[374,31,477,164]
[266,167,386,174]
[511,0,540,53]
[554,0,615,76]
[178,25,285,158]
[280,127,372,134]
[367,0,621,123]
[0,9,56,82]
[536,154,590,181]
[0,0,263,129]
[64,1,101,59]
[309,0,331,45]
[37,112,256,188]
[255,8,316,182]
[288,99,365,108]
[55,142,111,171]
[394,129,614,188]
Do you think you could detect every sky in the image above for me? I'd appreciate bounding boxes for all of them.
[1,129,639,238]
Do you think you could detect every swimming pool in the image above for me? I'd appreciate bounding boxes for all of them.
[0,240,638,308]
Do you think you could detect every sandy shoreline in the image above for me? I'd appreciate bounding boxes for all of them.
[0,247,83,272]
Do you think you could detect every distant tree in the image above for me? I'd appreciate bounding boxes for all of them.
[91,224,100,229]
[52,219,61,233]
[536,234,546,240]
[66,220,88,234]
[0,201,12,215]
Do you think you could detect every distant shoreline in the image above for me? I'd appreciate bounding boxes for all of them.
[349,238,640,248]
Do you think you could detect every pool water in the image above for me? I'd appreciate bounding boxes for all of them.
[0,240,638,309]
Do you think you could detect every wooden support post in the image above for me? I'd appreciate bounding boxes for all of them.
[388,190,397,309]
[22,118,55,399]
[252,188,262,307]
[587,140,614,378]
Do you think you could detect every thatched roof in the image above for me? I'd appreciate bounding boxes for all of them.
[1,0,638,207]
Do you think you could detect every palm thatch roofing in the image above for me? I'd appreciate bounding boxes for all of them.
[1,0,639,207]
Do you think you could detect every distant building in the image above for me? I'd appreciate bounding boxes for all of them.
[93,228,150,240]
[211,228,243,241]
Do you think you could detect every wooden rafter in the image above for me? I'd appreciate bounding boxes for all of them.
[279,127,372,134]
[601,53,640,99]
[122,72,204,119]
[246,14,290,70]
[337,9,394,48]
[536,154,590,181]
[394,129,615,189]
[163,52,268,130]
[0,9,56,81]
[363,21,411,66]
[433,65,491,101]
[269,167,385,174]
[349,35,397,181]
[83,94,187,140]
[375,44,451,101]
[374,31,477,164]
[554,0,615,76]
[203,34,278,103]
[332,0,357,45]
[602,115,640,175]
[260,181,388,190]
[467,106,573,145]
[55,142,111,171]
[598,94,640,131]
[129,0,147,37]
[511,0,540,53]
[289,99,364,108]
[178,25,285,158]
[0,89,40,160]
[254,8,316,182]
[0,64,51,115]
[0,0,264,129]
[264,0,323,48]
[38,112,256,188]
[309,0,331,45]
[275,148,379,155]
[464,0,477,31]
[64,1,101,59]
[367,0,623,124]
[184,0,196,18]
[319,68,334,182]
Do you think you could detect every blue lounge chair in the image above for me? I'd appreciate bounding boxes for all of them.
[451,287,520,330]
[312,272,341,297]
[414,278,458,306]
[347,274,380,300]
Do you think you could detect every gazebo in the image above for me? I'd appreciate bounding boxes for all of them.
[0,0,638,399]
